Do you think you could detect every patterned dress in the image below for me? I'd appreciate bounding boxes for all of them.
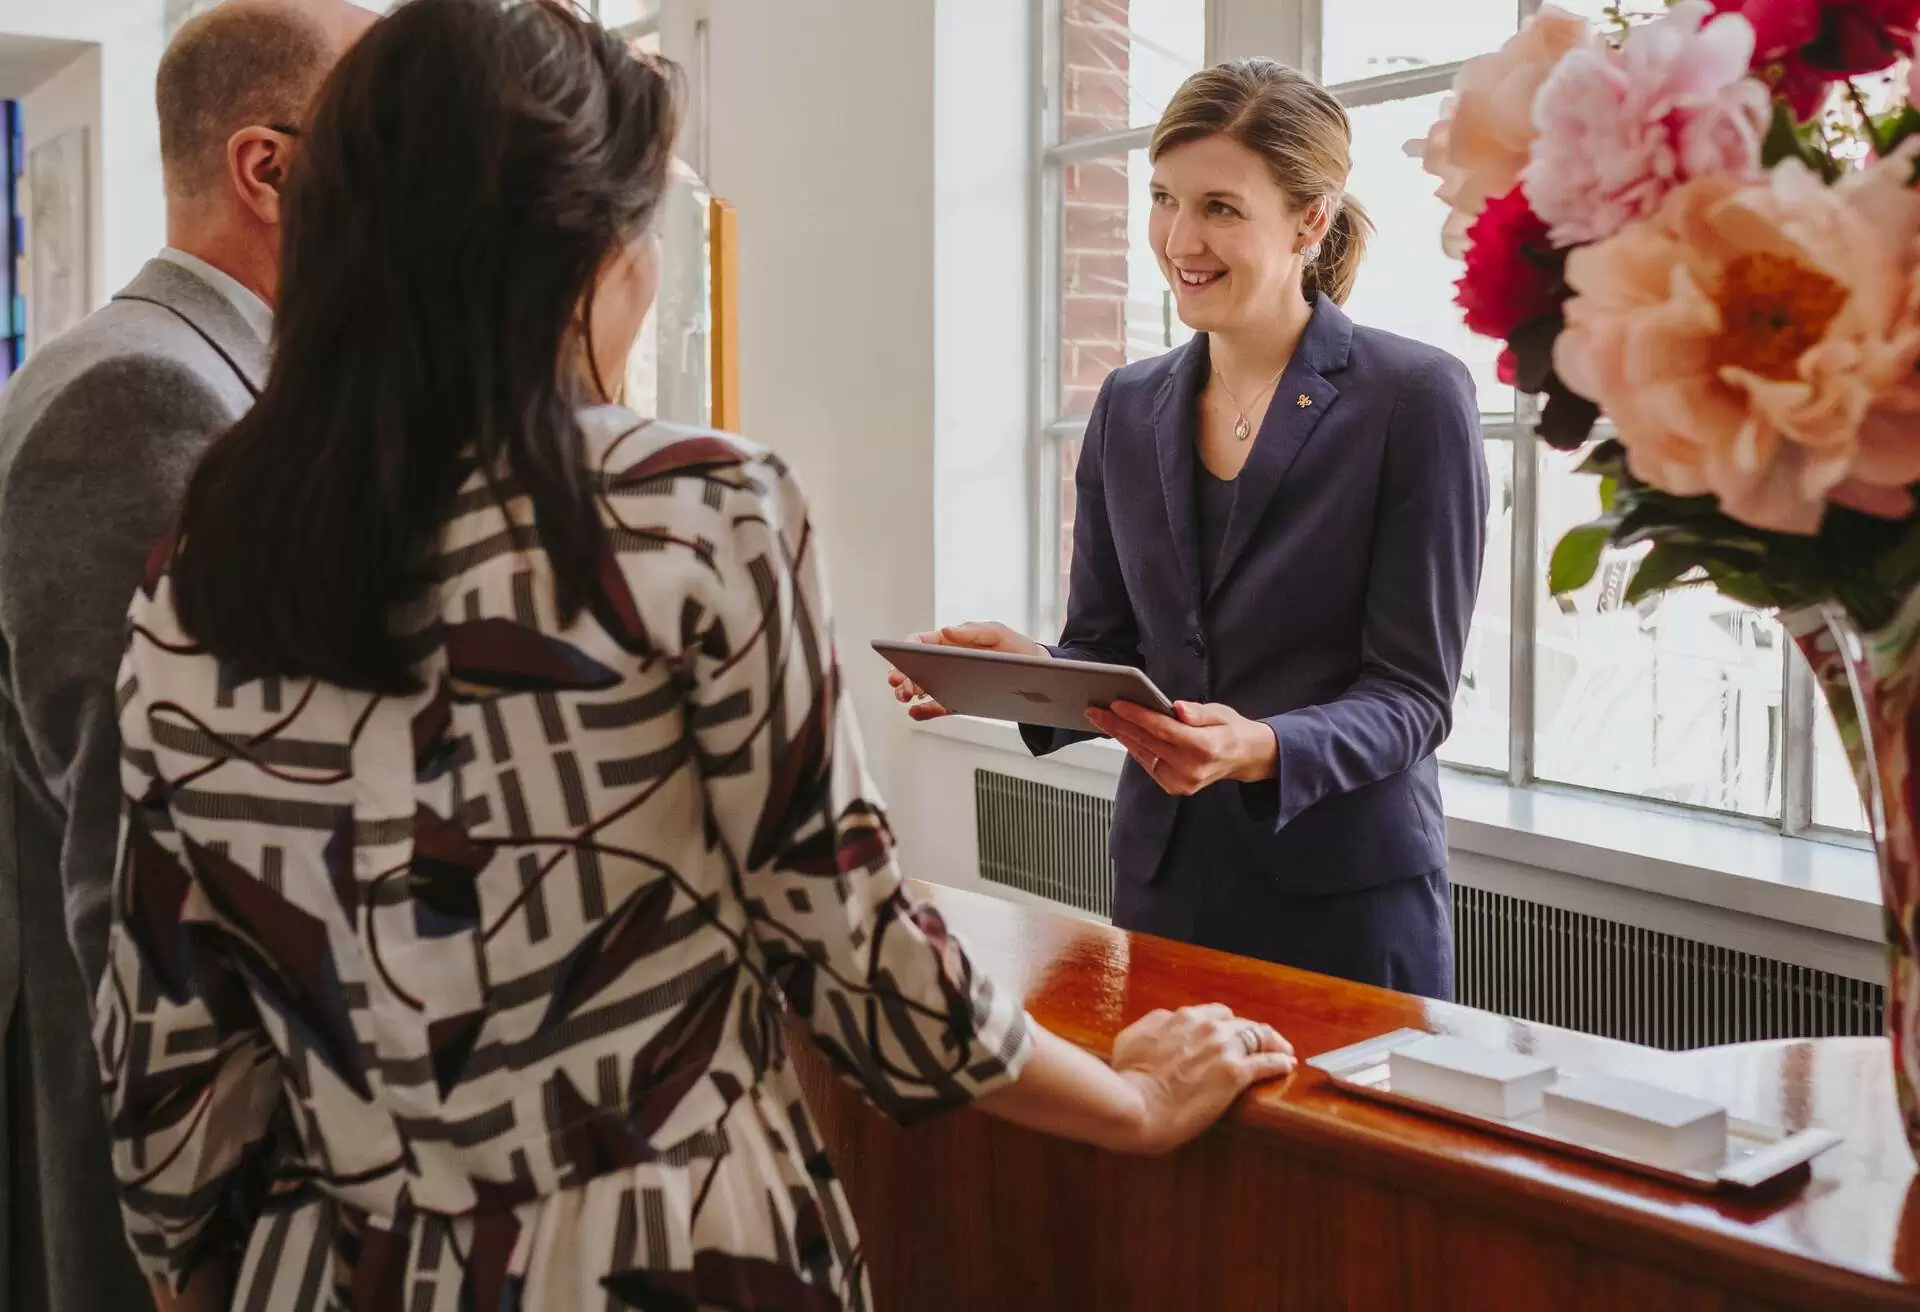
[92,409,1031,1310]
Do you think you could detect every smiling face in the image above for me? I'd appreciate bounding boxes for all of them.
[1148,132,1326,335]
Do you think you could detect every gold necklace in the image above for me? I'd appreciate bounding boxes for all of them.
[1212,364,1287,441]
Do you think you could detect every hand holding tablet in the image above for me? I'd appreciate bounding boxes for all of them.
[877,627,1272,795]
[876,626,1173,732]
[883,622,1050,721]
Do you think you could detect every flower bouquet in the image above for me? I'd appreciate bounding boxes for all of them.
[1409,0,1920,1155]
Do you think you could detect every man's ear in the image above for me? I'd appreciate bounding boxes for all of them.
[227,127,293,226]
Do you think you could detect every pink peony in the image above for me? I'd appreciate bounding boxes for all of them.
[1523,1,1770,247]
[1552,150,1920,534]
[1407,5,1593,259]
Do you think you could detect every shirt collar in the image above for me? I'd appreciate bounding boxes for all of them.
[157,247,273,345]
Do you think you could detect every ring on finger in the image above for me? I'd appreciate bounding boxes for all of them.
[1238,1026,1261,1056]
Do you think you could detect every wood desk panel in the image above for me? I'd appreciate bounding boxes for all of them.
[791,884,1920,1310]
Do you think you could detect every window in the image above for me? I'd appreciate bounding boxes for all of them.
[1035,0,1868,839]
[1042,1,1209,614]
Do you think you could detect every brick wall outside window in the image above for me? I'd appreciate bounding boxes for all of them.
[1056,0,1132,629]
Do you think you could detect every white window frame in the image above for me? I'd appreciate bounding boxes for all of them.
[1031,0,1838,840]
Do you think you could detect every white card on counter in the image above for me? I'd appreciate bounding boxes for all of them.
[1542,1072,1727,1170]
[1386,1034,1558,1121]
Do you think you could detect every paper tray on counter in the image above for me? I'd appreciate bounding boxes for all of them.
[1305,1028,1842,1193]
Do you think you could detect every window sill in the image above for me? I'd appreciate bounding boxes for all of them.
[907,715,1885,944]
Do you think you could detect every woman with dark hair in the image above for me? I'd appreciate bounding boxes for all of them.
[92,3,1293,1309]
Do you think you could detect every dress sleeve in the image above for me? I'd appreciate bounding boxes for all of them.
[673,443,1031,1124]
[91,646,286,1294]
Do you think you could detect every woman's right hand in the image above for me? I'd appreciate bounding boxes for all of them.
[885,621,1047,721]
[1110,1004,1295,1155]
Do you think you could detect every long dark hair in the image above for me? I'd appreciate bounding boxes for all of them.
[171,0,681,694]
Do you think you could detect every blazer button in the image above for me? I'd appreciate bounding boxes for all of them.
[1187,634,1206,658]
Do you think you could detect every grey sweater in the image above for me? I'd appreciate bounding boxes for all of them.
[0,257,264,1312]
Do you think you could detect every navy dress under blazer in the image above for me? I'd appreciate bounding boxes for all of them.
[1023,294,1488,998]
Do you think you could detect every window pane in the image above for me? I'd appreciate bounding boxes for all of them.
[596,0,655,30]
[1535,449,1785,818]
[1054,434,1082,639]
[1440,436,1512,772]
[1342,93,1510,414]
[1061,0,1206,140]
[1547,0,1621,22]
[1059,148,1196,417]
[1813,690,1870,832]
[1320,0,1518,85]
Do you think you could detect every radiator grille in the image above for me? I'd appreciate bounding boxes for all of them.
[973,769,1886,1048]
[975,770,1115,918]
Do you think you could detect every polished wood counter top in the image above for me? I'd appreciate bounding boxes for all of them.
[794,882,1920,1309]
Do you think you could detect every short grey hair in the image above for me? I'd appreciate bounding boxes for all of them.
[156,3,333,200]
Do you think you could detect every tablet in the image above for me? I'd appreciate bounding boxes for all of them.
[872,638,1174,733]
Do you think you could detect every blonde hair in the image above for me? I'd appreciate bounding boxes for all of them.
[1150,59,1373,305]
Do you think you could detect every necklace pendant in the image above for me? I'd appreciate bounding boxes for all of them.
[1233,416,1251,441]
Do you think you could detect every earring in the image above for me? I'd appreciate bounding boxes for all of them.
[1301,242,1322,262]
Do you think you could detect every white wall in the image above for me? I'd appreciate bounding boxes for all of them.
[21,46,108,330]
[0,0,387,317]
[668,0,942,791]
[668,0,1043,878]
[932,0,1033,635]
[0,0,167,306]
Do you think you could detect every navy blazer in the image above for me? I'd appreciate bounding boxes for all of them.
[1026,295,1488,905]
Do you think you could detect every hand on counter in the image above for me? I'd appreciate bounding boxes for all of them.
[1087,699,1277,795]
[884,620,1047,721]
[1111,1004,1295,1154]
[976,1003,1294,1157]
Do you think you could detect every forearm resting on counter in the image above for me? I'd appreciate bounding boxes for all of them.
[974,1025,1150,1153]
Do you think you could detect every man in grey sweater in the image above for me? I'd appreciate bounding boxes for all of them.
[0,2,374,1307]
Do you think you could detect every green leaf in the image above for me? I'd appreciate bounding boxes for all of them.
[1623,544,1699,604]
[1575,439,1627,480]
[1700,563,1781,611]
[1597,476,1617,512]
[1761,97,1805,164]
[1759,96,1842,179]
[1549,520,1614,596]
[1872,104,1920,159]
[1871,516,1920,593]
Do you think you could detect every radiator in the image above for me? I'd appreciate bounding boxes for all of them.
[972,769,1886,1049]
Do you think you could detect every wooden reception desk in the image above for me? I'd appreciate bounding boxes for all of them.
[791,883,1920,1310]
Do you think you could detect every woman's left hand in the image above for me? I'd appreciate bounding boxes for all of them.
[1086,700,1277,796]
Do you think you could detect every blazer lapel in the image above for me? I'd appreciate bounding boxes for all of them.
[1208,294,1354,601]
[111,258,269,397]
[1152,337,1210,617]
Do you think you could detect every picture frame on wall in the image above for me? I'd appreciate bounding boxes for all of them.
[24,126,89,352]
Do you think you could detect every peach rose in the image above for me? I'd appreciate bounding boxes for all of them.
[1552,150,1920,534]
[1407,5,1593,259]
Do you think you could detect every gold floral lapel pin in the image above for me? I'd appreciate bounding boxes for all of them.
[1296,394,1312,408]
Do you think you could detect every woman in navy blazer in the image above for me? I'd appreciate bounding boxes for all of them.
[892,60,1487,998]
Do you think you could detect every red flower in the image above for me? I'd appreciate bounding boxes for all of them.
[1454,187,1558,345]
[1711,0,1920,117]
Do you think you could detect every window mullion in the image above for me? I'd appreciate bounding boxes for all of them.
[1031,0,1064,636]
[1211,0,1311,66]
[1781,633,1816,835]
[1509,391,1539,786]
